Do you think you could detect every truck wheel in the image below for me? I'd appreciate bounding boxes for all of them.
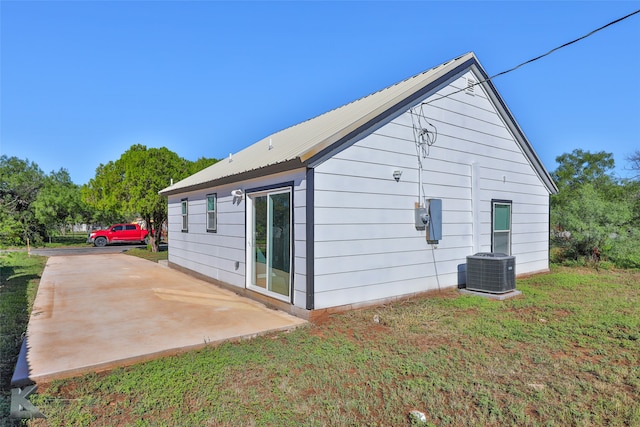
[94,237,107,247]
[143,237,149,245]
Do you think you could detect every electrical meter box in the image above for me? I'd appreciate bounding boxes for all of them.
[415,207,428,230]
[427,199,442,243]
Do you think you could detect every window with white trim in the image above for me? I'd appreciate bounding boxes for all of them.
[181,199,188,232]
[492,201,511,255]
[206,194,217,232]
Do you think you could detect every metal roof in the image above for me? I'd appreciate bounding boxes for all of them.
[160,52,557,195]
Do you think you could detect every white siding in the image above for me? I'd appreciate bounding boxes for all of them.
[312,71,551,309]
[167,169,309,309]
[167,68,552,313]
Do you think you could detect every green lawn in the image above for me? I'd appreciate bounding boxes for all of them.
[4,257,639,426]
[39,233,89,248]
[123,247,168,263]
[0,252,46,427]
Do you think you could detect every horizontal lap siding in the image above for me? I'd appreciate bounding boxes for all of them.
[168,190,246,287]
[313,72,550,308]
[292,179,309,307]
[315,223,474,242]
[167,169,308,308]
[314,275,453,309]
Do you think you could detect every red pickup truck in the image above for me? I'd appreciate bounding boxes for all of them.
[88,224,149,247]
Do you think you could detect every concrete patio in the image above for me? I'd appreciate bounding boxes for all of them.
[12,254,306,385]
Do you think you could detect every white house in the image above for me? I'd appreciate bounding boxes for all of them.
[160,52,557,319]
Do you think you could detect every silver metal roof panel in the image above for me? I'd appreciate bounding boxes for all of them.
[160,52,557,195]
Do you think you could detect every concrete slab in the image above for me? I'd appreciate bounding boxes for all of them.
[459,288,522,300]
[12,254,306,385]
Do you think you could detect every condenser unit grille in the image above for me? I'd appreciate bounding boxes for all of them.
[466,253,516,294]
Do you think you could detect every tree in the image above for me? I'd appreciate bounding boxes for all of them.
[123,145,193,252]
[33,169,88,236]
[0,155,45,245]
[552,149,616,193]
[84,145,218,252]
[627,150,640,180]
[623,150,640,235]
[551,149,640,266]
[189,156,219,175]
[82,161,130,226]
[552,149,618,217]
[552,182,632,260]
[84,145,201,252]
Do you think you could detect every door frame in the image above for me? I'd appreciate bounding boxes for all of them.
[245,182,294,303]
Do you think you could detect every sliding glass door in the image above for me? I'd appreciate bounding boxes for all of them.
[247,188,291,300]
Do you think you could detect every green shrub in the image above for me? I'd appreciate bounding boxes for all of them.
[549,246,566,264]
[606,230,640,269]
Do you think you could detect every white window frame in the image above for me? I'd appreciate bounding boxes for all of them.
[206,193,217,233]
[492,200,512,255]
[181,199,188,232]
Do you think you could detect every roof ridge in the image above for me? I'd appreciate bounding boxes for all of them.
[161,52,480,195]
[264,52,475,141]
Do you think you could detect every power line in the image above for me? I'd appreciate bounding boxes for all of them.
[491,9,640,80]
[424,9,640,105]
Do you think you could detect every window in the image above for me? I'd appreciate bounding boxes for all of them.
[492,200,511,255]
[181,199,188,232]
[206,194,217,232]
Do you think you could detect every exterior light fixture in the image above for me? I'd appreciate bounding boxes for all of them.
[393,170,403,182]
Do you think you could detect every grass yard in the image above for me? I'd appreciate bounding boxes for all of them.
[123,247,168,263]
[39,233,89,248]
[9,265,640,426]
[0,252,45,427]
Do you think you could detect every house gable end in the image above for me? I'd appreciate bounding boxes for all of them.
[304,57,476,168]
[305,59,557,196]
[469,64,558,195]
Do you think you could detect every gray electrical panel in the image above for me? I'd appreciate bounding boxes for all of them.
[427,199,442,243]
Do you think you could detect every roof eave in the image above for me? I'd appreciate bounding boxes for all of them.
[159,158,305,197]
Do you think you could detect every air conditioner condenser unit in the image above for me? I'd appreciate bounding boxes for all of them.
[465,252,516,294]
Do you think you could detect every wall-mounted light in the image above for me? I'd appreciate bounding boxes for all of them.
[393,170,403,182]
[231,189,244,199]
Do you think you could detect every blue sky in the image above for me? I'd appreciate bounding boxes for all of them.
[1,1,639,185]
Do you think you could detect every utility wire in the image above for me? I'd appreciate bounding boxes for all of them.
[491,9,639,79]
[423,9,640,105]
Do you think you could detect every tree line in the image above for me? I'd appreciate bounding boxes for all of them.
[1,145,638,264]
[551,149,640,268]
[0,145,217,252]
